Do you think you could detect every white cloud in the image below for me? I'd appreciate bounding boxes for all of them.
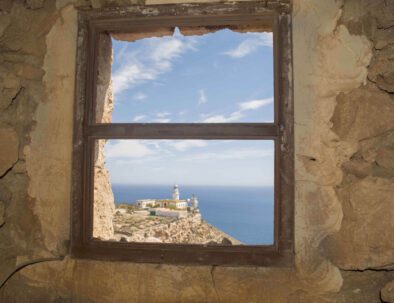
[201,97,273,123]
[156,112,171,118]
[133,115,146,122]
[153,118,171,123]
[198,89,207,105]
[153,112,172,122]
[167,140,208,151]
[104,139,274,186]
[106,140,155,159]
[105,139,207,163]
[224,33,273,58]
[133,92,147,101]
[183,148,273,161]
[112,62,155,94]
[238,98,273,111]
[112,33,197,96]
[202,111,243,123]
[150,38,195,64]
[132,112,173,122]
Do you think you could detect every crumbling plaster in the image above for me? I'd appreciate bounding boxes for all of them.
[24,3,77,254]
[0,0,393,302]
[322,0,394,273]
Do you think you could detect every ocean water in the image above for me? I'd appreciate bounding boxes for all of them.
[112,184,274,245]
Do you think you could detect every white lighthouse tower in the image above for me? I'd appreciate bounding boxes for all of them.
[172,184,180,200]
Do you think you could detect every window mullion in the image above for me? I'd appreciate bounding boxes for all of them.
[86,123,279,140]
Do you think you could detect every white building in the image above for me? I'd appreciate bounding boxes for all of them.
[190,194,199,209]
[136,199,156,209]
[134,185,196,211]
[156,199,187,209]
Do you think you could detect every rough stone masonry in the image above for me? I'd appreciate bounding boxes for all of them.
[0,0,393,302]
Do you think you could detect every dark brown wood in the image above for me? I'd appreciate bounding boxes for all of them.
[93,14,275,32]
[71,12,89,247]
[71,2,294,267]
[276,13,294,255]
[72,240,293,267]
[87,123,279,139]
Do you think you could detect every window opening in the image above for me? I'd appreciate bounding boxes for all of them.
[104,28,274,124]
[72,4,294,266]
[94,139,275,245]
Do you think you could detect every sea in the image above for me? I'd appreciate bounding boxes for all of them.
[112,184,274,245]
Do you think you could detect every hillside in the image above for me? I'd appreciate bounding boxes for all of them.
[112,205,241,245]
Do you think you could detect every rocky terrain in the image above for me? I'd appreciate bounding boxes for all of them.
[112,205,241,245]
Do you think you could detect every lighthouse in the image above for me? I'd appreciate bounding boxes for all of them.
[172,184,180,200]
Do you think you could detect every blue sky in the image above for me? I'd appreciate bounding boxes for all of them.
[104,139,274,186]
[104,29,274,186]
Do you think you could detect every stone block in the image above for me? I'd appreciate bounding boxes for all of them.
[369,45,394,93]
[323,177,394,269]
[373,27,394,50]
[382,281,394,303]
[25,0,45,9]
[332,84,394,142]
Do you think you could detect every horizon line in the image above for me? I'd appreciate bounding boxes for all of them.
[111,183,274,188]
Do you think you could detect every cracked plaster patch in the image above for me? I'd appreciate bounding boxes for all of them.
[0,127,19,177]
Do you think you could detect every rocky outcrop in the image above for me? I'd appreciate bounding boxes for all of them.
[92,34,115,240]
[113,208,240,245]
[93,148,115,240]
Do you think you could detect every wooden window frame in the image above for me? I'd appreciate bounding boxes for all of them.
[71,1,294,267]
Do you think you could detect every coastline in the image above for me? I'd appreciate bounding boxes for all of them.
[112,204,242,245]
[112,184,275,245]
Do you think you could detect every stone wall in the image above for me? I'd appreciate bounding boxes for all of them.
[0,0,393,302]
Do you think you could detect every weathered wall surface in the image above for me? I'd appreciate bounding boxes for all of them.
[323,0,394,272]
[0,0,393,302]
[292,0,372,296]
